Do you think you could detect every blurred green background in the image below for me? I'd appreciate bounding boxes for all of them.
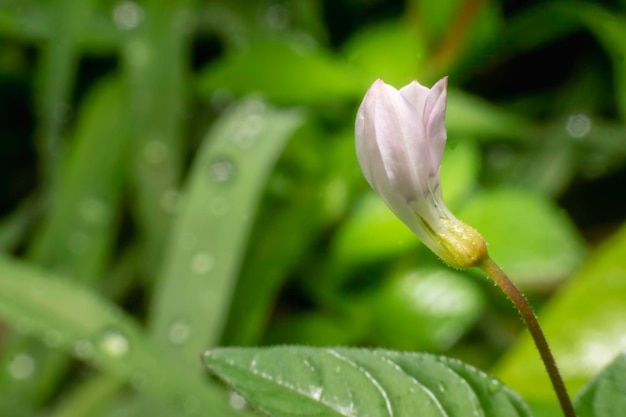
[1,0,626,416]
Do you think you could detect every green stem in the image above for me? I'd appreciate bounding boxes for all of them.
[479,256,577,417]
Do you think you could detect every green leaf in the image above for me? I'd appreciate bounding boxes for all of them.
[342,20,426,87]
[203,346,533,417]
[574,351,626,417]
[0,255,246,417]
[197,38,362,104]
[221,193,323,346]
[446,90,532,140]
[0,76,130,405]
[332,139,479,264]
[35,0,99,183]
[494,222,626,408]
[564,3,626,119]
[29,77,129,284]
[367,268,485,351]
[122,0,190,275]
[148,99,304,368]
[458,188,586,289]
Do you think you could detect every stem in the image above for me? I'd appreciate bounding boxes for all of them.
[478,256,577,417]
[426,0,485,76]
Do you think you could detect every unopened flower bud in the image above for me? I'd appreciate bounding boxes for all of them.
[355,77,487,268]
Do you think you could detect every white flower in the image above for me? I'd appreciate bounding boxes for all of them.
[355,77,486,268]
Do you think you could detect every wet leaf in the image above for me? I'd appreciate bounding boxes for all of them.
[574,350,626,417]
[203,346,533,417]
[149,99,304,369]
[0,255,248,417]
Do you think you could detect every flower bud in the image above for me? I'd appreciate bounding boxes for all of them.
[355,77,487,269]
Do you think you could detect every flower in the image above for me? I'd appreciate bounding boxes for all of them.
[355,77,487,268]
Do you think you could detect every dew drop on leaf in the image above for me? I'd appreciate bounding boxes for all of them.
[229,391,248,410]
[74,339,94,359]
[168,319,191,346]
[233,114,265,149]
[190,252,214,275]
[8,353,36,380]
[208,156,236,184]
[488,378,502,394]
[112,1,144,31]
[99,328,130,358]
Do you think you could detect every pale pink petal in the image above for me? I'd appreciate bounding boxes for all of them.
[423,77,448,173]
[399,80,430,116]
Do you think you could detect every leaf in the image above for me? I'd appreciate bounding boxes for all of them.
[0,255,246,417]
[221,192,323,346]
[458,188,586,289]
[0,76,130,404]
[29,77,129,283]
[342,20,426,87]
[367,268,485,351]
[564,3,626,119]
[35,0,99,183]
[122,0,190,275]
[493,222,626,408]
[148,99,304,368]
[574,350,626,417]
[446,90,532,140]
[197,37,362,104]
[203,346,533,417]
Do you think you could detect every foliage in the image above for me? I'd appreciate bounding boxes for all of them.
[0,0,625,416]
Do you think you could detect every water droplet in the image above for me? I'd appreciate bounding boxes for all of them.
[190,252,214,275]
[208,156,235,184]
[8,354,36,380]
[264,4,290,30]
[334,366,341,374]
[74,339,94,359]
[112,1,144,31]
[233,114,265,149]
[143,141,168,165]
[208,196,230,217]
[79,197,110,225]
[168,319,191,346]
[438,382,446,393]
[566,113,591,138]
[309,385,323,400]
[229,391,248,410]
[487,378,501,394]
[99,329,130,358]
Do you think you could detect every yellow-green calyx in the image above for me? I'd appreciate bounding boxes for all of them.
[437,218,488,269]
